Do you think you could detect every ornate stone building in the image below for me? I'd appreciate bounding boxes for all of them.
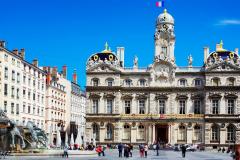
[85,9,240,148]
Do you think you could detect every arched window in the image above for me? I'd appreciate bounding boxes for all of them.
[92,123,99,141]
[125,79,132,87]
[178,125,186,141]
[212,77,220,86]
[179,79,187,87]
[211,124,220,141]
[227,77,235,86]
[106,123,114,140]
[227,125,236,142]
[92,78,99,86]
[138,125,145,140]
[193,125,201,141]
[106,78,114,87]
[123,124,131,140]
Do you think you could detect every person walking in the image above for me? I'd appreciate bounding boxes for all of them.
[63,146,68,158]
[181,145,186,158]
[222,147,225,153]
[156,142,160,156]
[139,144,144,158]
[144,144,148,158]
[96,145,102,157]
[102,145,106,156]
[118,143,123,158]
[129,144,133,157]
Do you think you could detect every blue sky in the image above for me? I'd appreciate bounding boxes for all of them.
[1,0,240,88]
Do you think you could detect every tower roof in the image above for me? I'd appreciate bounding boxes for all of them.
[157,9,174,25]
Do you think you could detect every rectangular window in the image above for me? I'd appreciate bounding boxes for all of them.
[139,100,145,114]
[92,99,98,114]
[28,105,31,114]
[179,100,186,114]
[4,67,8,79]
[125,100,131,114]
[16,104,19,115]
[107,81,113,87]
[107,99,113,114]
[28,78,31,85]
[23,75,26,84]
[33,93,36,101]
[11,103,14,114]
[212,100,219,114]
[159,100,165,114]
[28,91,31,100]
[33,79,36,87]
[227,99,234,114]
[17,73,20,83]
[195,79,201,86]
[23,104,26,113]
[140,80,145,86]
[4,54,8,61]
[4,84,8,96]
[11,86,14,98]
[194,100,201,114]
[23,89,26,98]
[4,101,7,113]
[12,70,15,81]
[16,88,19,99]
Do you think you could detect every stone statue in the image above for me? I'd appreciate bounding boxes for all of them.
[133,55,138,68]
[9,120,26,148]
[187,54,193,67]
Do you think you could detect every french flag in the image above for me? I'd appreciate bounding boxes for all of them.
[156,1,164,7]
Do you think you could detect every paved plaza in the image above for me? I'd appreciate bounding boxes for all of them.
[3,149,233,160]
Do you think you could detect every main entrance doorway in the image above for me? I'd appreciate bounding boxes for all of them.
[156,124,168,144]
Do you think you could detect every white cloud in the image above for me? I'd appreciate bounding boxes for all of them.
[216,19,240,26]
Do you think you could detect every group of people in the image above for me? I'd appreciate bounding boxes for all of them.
[117,143,133,158]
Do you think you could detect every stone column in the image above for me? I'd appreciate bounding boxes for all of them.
[220,96,225,114]
[100,127,105,143]
[131,125,137,143]
[152,124,156,143]
[236,130,240,144]
[187,127,193,144]
[220,128,226,144]
[148,124,152,144]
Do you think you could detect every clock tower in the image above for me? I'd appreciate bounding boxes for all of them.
[154,9,175,63]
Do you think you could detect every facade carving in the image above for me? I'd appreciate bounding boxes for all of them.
[85,9,240,148]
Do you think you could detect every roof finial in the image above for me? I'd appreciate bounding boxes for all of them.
[220,40,223,49]
[164,9,167,14]
[105,42,109,51]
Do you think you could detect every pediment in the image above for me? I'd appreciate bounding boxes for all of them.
[205,62,240,72]
[87,63,121,73]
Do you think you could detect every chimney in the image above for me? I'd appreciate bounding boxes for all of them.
[46,73,51,85]
[204,47,209,63]
[0,40,6,48]
[32,59,39,67]
[19,48,25,59]
[235,48,239,55]
[52,67,58,81]
[117,47,125,67]
[62,65,67,79]
[13,49,18,55]
[73,69,77,84]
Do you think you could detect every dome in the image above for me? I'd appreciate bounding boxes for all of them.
[157,9,174,25]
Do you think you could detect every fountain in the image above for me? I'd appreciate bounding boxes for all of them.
[0,108,48,152]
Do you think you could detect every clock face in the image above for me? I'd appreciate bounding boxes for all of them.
[155,64,169,73]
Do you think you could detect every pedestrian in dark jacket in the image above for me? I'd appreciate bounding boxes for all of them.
[118,143,123,157]
[156,142,160,156]
[222,147,225,153]
[181,145,186,158]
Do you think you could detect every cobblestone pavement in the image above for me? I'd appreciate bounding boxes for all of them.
[3,149,233,160]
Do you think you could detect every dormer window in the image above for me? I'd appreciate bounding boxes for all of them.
[227,77,235,86]
[92,78,99,86]
[194,79,201,86]
[212,78,220,86]
[179,79,187,87]
[106,78,114,87]
[139,79,146,87]
[162,46,167,56]
[125,79,132,87]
